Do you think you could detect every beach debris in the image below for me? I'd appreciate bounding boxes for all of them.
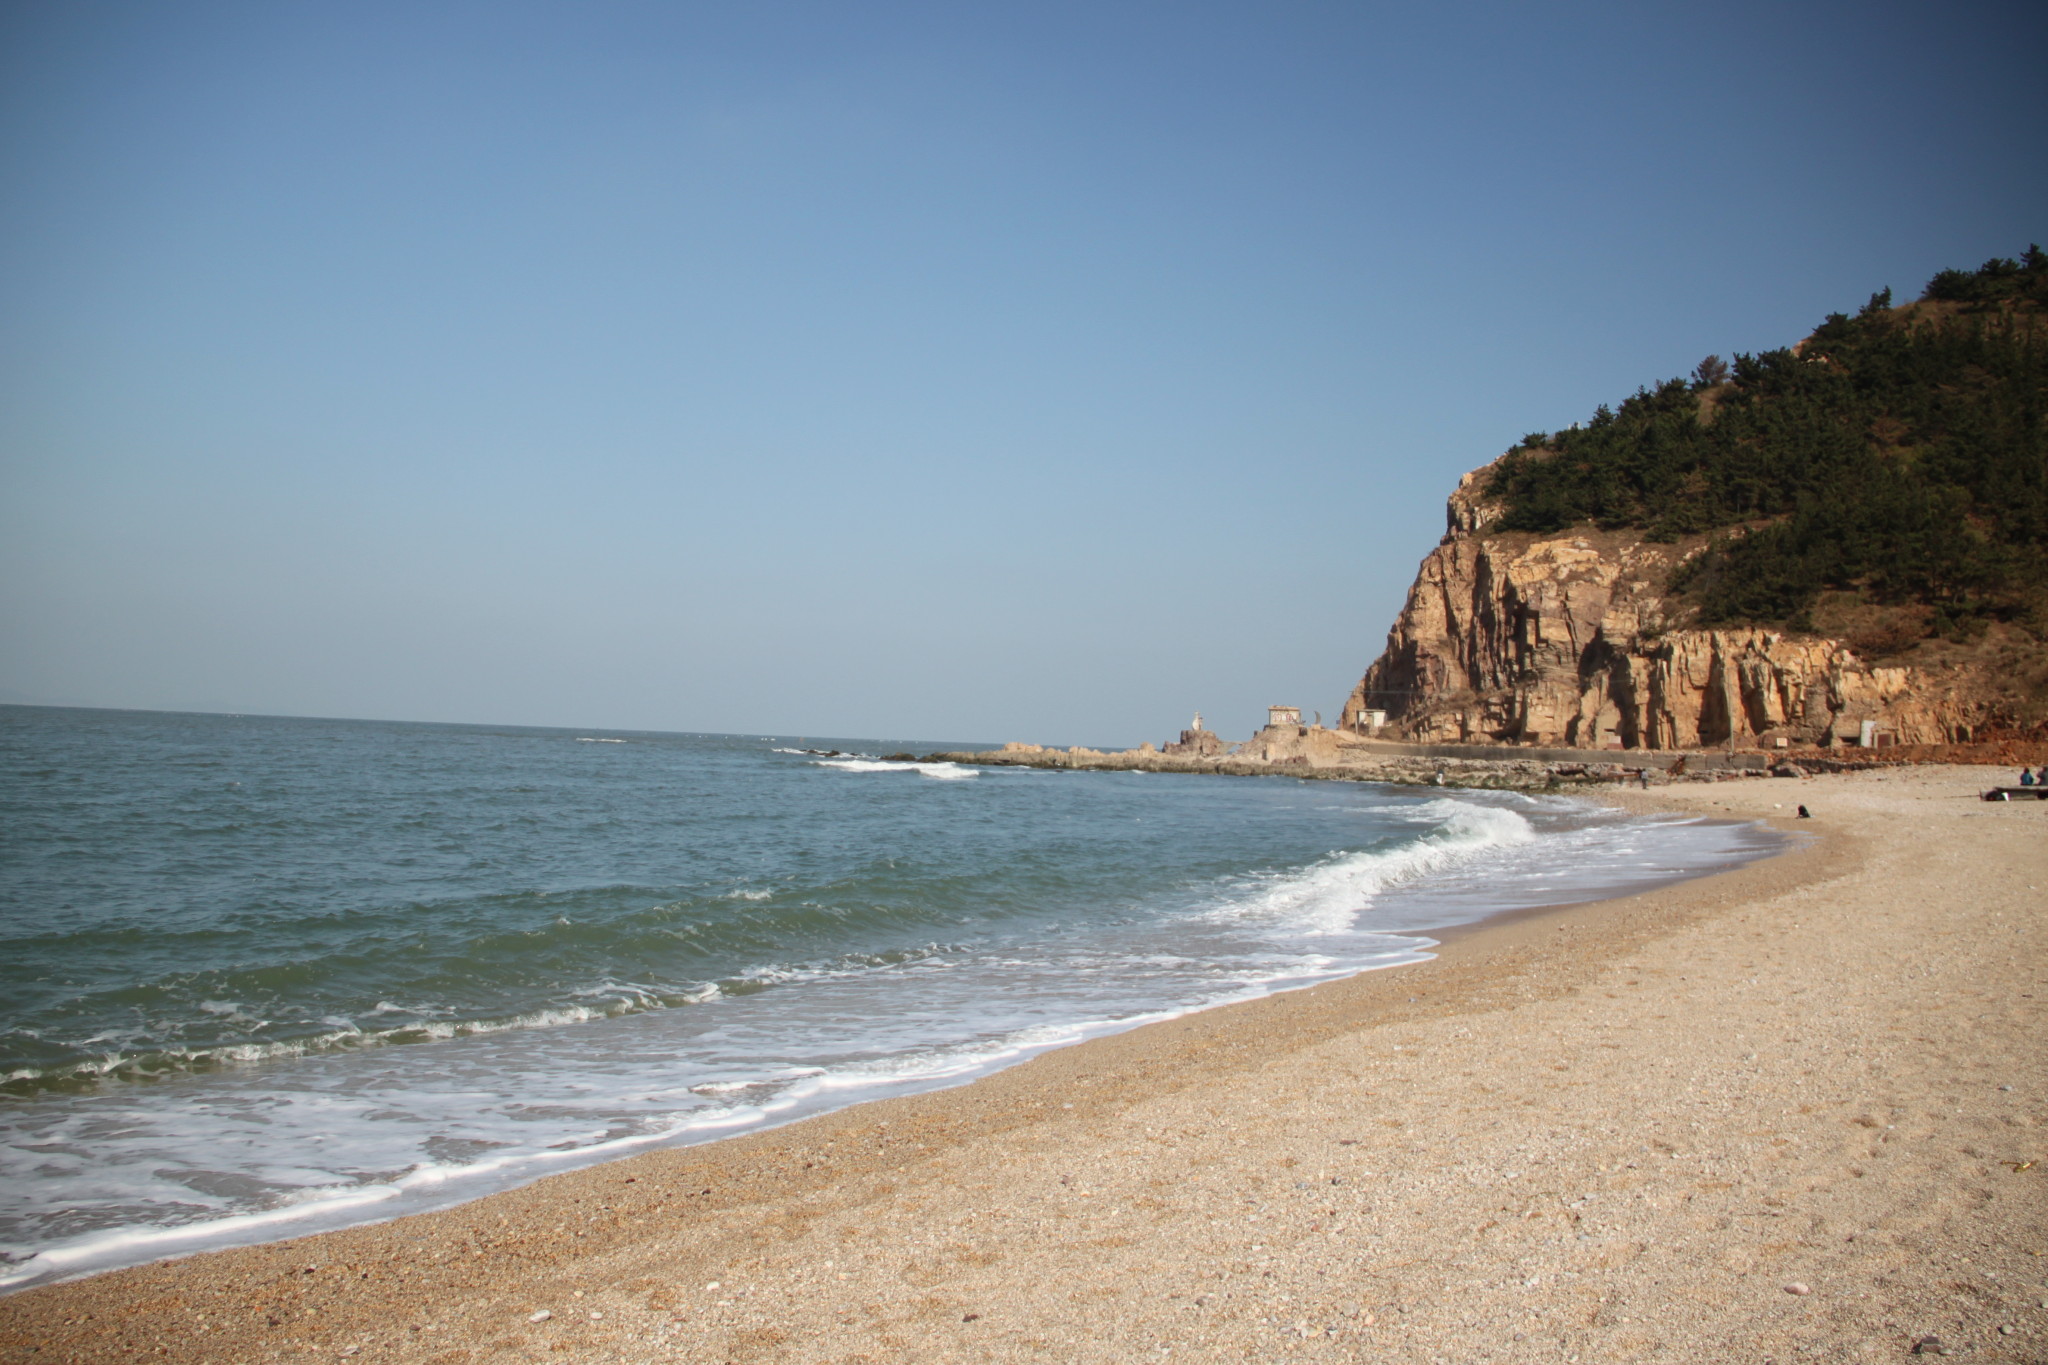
[528,1310,552,1323]
[1911,1335,1950,1355]
[962,1312,980,1322]
[1783,1281,1811,1295]
[2005,1160,2036,1172]
[2002,1325,2017,1335]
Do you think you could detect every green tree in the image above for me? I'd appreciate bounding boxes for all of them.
[1482,250,2048,638]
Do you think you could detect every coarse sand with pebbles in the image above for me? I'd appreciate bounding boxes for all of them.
[1,765,2043,1364]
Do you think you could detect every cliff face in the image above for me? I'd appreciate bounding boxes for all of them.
[1341,459,1977,751]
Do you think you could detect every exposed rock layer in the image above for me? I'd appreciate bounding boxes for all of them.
[1341,460,1978,750]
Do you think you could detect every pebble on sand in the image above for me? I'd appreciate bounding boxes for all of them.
[528,1310,552,1323]
[1782,1282,1811,1296]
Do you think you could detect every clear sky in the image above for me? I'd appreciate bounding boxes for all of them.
[2,0,2042,747]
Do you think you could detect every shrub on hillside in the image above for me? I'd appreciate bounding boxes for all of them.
[1483,249,2048,637]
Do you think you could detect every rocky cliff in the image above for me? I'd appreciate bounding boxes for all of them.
[1340,459,1981,751]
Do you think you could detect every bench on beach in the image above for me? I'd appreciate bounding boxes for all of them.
[1981,787,2048,801]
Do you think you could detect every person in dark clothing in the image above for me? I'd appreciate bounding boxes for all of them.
[1796,805,1811,818]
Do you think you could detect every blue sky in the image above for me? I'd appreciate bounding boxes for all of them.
[2,0,2042,746]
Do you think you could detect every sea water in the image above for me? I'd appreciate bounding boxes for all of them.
[0,706,1783,1290]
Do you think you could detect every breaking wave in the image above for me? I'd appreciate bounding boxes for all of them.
[813,758,978,780]
[1202,797,1537,934]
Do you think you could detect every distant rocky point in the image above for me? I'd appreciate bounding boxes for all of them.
[1336,467,1964,751]
[1345,248,2047,757]
[950,251,2048,780]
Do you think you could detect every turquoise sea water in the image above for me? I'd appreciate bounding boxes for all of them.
[0,705,1782,1289]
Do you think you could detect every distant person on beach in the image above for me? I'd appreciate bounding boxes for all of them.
[2022,769,2037,787]
[1797,805,1811,818]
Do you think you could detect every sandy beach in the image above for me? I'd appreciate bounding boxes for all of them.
[2,765,2042,1364]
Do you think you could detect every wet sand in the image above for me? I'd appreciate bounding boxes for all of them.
[2,765,2043,1363]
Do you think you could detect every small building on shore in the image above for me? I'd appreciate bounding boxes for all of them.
[1267,705,1302,729]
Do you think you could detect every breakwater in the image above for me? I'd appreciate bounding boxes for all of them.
[922,730,1781,791]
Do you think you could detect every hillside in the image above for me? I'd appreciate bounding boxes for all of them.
[1346,249,2048,750]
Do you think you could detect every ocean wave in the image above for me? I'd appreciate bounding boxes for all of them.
[813,758,978,780]
[0,797,1567,1098]
[0,989,727,1096]
[0,872,1020,1091]
[1203,797,1538,934]
[0,1004,1170,1294]
[0,931,993,1097]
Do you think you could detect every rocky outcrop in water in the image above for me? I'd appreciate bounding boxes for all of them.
[1340,458,1977,751]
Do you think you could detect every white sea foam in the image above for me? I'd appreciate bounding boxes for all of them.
[0,990,738,1092]
[813,758,978,780]
[1204,797,1537,934]
[575,737,627,743]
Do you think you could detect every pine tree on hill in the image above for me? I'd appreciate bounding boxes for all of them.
[1482,248,2048,644]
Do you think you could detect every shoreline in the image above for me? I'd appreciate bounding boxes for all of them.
[2,766,2042,1362]
[0,782,1773,1296]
